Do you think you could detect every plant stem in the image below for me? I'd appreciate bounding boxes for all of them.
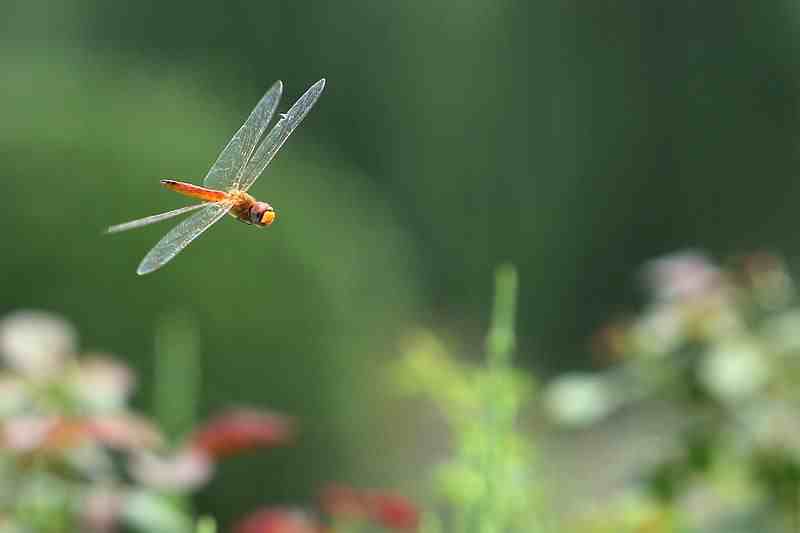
[195,516,216,533]
[477,264,520,533]
[487,264,518,369]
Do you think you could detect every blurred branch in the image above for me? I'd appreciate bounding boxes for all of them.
[154,312,202,440]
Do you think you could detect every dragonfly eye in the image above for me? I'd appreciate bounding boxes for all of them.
[260,208,276,226]
[249,206,264,224]
[249,202,274,226]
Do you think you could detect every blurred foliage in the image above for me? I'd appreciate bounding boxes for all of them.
[544,251,800,532]
[0,311,186,532]
[0,309,296,533]
[9,252,800,532]
[195,517,217,533]
[394,266,549,533]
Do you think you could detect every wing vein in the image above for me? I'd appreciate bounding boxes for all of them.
[136,202,232,275]
[238,78,325,191]
[203,81,283,190]
[106,203,209,234]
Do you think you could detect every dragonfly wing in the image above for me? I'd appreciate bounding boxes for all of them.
[136,202,232,275]
[237,78,325,192]
[106,203,209,234]
[203,81,284,191]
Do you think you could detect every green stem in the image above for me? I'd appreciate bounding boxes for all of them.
[195,516,217,533]
[487,264,518,369]
[478,264,519,532]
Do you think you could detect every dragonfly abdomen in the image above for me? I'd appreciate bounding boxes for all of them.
[161,179,227,202]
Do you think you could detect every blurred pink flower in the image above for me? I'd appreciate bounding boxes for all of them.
[0,415,59,452]
[80,487,125,533]
[0,310,76,379]
[642,251,722,303]
[82,414,163,450]
[128,448,213,491]
[234,507,322,533]
[190,409,293,459]
[2,414,162,454]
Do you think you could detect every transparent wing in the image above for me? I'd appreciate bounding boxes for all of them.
[105,203,209,234]
[203,81,283,191]
[237,78,326,192]
[136,202,232,275]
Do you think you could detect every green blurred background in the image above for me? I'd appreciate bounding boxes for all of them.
[3,0,800,525]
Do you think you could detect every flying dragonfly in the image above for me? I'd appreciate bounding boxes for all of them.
[107,78,326,275]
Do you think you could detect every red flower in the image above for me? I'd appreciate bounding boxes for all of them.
[319,484,419,531]
[234,507,321,533]
[364,491,419,530]
[191,408,293,459]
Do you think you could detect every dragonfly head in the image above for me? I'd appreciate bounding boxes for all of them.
[249,202,276,227]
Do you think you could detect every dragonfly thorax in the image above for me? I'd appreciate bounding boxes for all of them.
[228,191,275,227]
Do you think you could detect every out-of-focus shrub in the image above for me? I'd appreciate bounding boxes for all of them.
[0,310,291,533]
[545,251,800,532]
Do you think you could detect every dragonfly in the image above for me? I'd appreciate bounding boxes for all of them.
[107,78,326,275]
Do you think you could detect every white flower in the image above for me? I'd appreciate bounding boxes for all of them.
[0,310,76,379]
[0,376,29,416]
[632,304,684,357]
[128,448,213,491]
[543,373,614,426]
[122,490,193,533]
[642,250,721,303]
[80,487,124,533]
[68,355,135,412]
[84,414,163,450]
[698,339,770,403]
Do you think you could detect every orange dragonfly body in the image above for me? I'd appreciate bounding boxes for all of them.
[107,79,325,275]
[160,180,276,227]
